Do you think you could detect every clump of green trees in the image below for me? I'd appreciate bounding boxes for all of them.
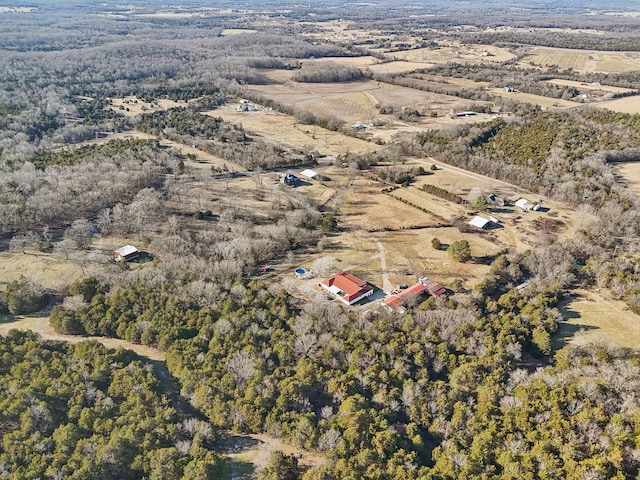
[0,331,226,479]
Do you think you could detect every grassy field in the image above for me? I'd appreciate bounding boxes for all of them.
[557,289,640,349]
[597,96,640,114]
[246,71,496,141]
[109,96,186,118]
[390,44,516,64]
[209,105,374,155]
[519,46,640,73]
[489,88,579,110]
[544,78,637,95]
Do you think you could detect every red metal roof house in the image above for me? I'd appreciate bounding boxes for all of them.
[320,272,374,305]
[383,279,446,308]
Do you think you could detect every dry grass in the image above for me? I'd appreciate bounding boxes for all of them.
[613,162,640,198]
[0,251,82,290]
[391,44,515,64]
[211,105,373,155]
[519,47,640,73]
[597,95,640,114]
[246,72,496,142]
[109,96,186,118]
[340,179,442,231]
[558,289,640,349]
[489,88,579,110]
[545,78,636,95]
[221,28,257,35]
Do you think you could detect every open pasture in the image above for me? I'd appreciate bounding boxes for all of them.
[489,88,579,109]
[339,178,442,231]
[109,96,186,118]
[613,162,640,197]
[246,71,496,141]
[597,96,640,114]
[544,78,637,95]
[402,73,490,92]
[391,44,516,64]
[519,46,640,73]
[558,289,640,349]
[211,105,374,155]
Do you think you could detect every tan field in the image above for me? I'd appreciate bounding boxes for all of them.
[519,46,640,73]
[110,96,187,118]
[221,28,258,35]
[545,78,637,95]
[245,72,495,141]
[0,251,83,290]
[391,44,516,64]
[368,61,438,75]
[489,88,579,109]
[597,96,640,114]
[211,104,374,155]
[614,162,640,197]
[558,289,640,349]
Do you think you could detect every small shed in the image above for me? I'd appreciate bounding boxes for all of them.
[114,245,139,262]
[515,198,540,211]
[469,215,492,229]
[300,169,318,180]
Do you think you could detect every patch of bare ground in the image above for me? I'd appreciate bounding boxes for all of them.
[530,217,566,235]
[223,432,324,474]
[557,288,640,349]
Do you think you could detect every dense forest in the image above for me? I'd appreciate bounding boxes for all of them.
[3,1,640,479]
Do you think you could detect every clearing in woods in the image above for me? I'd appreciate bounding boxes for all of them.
[557,289,640,349]
[389,44,516,64]
[209,106,374,155]
[245,71,495,142]
[489,88,580,110]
